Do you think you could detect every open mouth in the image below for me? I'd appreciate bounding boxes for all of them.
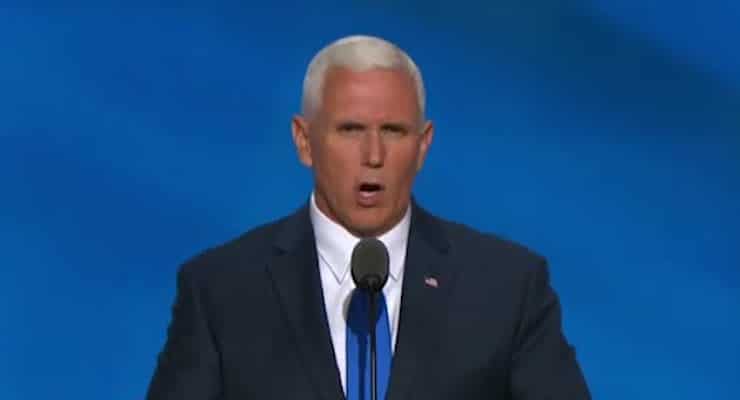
[359,182,383,193]
[356,182,384,206]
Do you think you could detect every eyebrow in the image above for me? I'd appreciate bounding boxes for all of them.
[336,121,366,130]
[334,120,415,133]
[380,122,411,132]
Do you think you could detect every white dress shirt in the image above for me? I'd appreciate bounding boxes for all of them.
[309,192,410,395]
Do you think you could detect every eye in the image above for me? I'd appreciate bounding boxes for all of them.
[337,122,365,134]
[381,123,410,137]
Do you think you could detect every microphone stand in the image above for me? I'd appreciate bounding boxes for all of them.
[368,290,378,400]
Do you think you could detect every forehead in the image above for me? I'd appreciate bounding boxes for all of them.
[319,67,420,121]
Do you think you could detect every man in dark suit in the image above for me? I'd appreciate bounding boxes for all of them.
[147,35,590,399]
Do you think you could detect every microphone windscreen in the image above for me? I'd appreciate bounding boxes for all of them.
[350,238,390,292]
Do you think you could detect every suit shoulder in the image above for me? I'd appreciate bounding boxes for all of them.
[429,210,546,267]
[178,212,292,281]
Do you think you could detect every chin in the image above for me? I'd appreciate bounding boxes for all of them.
[345,212,392,237]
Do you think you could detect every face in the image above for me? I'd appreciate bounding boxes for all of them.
[292,67,433,237]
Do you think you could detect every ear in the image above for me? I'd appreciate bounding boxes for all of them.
[291,115,313,167]
[415,120,434,171]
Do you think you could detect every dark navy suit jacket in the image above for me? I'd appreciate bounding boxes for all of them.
[147,201,590,399]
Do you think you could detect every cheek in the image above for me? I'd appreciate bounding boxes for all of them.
[388,148,422,183]
[314,145,357,190]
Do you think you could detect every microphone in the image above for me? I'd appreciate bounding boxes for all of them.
[350,238,389,400]
[351,238,390,292]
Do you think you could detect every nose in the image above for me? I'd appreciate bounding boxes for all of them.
[362,130,385,168]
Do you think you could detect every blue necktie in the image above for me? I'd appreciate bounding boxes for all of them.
[346,290,392,400]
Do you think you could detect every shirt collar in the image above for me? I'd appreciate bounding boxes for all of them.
[309,191,411,285]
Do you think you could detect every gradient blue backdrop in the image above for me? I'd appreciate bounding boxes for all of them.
[2,2,738,399]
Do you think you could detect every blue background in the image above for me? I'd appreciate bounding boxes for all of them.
[2,1,738,399]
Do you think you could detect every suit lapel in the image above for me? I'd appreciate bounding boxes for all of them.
[386,202,458,400]
[268,205,345,400]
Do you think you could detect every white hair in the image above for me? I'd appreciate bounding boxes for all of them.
[301,35,426,120]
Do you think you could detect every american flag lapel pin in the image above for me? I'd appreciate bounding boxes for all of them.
[424,276,439,288]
